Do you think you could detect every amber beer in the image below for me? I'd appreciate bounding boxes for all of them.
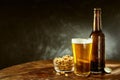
[90,8,105,73]
[72,38,92,76]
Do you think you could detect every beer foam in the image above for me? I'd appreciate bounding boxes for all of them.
[72,38,92,44]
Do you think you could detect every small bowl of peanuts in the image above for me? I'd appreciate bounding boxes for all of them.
[53,55,74,72]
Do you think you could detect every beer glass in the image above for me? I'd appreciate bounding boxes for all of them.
[72,38,92,77]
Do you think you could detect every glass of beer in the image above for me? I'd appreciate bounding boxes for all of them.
[72,38,92,77]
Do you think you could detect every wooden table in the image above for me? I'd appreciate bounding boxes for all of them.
[0,60,120,80]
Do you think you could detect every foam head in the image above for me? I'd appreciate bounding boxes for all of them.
[72,38,92,44]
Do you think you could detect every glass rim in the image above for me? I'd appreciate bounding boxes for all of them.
[71,38,92,44]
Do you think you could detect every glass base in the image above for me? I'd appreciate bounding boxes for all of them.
[74,72,90,77]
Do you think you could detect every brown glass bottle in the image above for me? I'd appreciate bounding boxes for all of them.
[90,8,105,73]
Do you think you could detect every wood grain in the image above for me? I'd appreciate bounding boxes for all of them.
[0,60,120,80]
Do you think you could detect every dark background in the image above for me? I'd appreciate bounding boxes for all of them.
[0,0,120,69]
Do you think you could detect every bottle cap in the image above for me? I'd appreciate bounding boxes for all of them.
[104,67,112,74]
[94,8,101,11]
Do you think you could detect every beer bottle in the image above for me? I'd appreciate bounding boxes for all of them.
[90,8,105,73]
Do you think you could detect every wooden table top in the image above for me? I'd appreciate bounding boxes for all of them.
[0,60,120,80]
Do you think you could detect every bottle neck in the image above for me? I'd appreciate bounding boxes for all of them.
[93,8,102,31]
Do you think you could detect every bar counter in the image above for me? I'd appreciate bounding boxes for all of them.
[0,60,120,80]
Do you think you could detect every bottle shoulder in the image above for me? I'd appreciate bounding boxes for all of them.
[90,31,105,37]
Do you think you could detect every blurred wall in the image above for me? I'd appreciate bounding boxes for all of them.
[0,0,120,69]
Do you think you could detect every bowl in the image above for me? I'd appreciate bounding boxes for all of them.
[53,55,74,72]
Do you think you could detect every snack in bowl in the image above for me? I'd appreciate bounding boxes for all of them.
[53,55,74,72]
